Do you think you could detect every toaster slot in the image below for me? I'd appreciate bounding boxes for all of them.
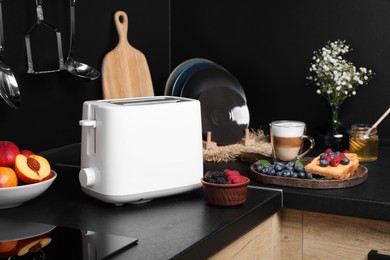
[107,96,184,106]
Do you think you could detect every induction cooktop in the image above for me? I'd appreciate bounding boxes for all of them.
[0,217,138,260]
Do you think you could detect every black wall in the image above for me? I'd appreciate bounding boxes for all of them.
[0,0,170,152]
[1,0,390,152]
[171,0,390,145]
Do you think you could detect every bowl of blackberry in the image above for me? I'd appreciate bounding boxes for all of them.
[201,169,250,206]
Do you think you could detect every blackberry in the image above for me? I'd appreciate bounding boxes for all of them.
[204,171,214,182]
[212,171,227,179]
[215,177,228,184]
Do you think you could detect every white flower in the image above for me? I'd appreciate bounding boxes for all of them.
[307,39,374,108]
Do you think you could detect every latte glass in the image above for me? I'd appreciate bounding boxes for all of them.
[270,120,315,162]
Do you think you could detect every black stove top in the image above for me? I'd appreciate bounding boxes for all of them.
[0,217,137,260]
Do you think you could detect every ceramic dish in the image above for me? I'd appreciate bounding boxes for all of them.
[180,67,246,102]
[0,171,57,209]
[171,60,227,97]
[198,87,249,145]
[164,58,214,96]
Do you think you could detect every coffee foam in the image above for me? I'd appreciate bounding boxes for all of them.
[270,121,305,137]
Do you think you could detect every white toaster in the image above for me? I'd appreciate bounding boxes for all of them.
[79,96,203,205]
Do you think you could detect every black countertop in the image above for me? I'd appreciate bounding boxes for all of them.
[0,143,389,259]
[0,152,281,259]
[206,145,390,222]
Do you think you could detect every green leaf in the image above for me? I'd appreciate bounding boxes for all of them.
[294,159,304,168]
[257,159,271,167]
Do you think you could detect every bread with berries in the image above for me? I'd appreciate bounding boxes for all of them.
[304,153,359,180]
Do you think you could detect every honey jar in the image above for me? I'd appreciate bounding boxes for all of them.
[349,124,378,162]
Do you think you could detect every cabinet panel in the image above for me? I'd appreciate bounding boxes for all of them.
[302,211,390,260]
[210,212,281,259]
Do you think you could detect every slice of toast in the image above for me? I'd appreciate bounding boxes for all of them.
[304,153,359,180]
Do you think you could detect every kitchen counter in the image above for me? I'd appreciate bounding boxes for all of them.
[0,144,389,259]
[0,146,281,259]
[206,145,390,222]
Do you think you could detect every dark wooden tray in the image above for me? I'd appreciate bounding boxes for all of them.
[249,157,368,189]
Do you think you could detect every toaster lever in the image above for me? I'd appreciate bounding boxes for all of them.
[79,119,96,128]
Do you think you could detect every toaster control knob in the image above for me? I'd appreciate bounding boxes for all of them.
[79,168,96,187]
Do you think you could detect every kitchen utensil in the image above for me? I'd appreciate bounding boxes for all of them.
[0,171,56,209]
[366,107,390,136]
[25,0,65,74]
[180,67,246,101]
[102,11,154,99]
[79,96,202,205]
[64,0,100,80]
[198,87,249,145]
[171,60,227,97]
[0,0,20,109]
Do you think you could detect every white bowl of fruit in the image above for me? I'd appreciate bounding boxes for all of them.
[0,141,56,209]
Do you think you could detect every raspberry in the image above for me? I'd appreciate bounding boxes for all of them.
[343,150,350,153]
[323,155,332,161]
[230,175,247,184]
[339,153,346,159]
[330,157,340,167]
[224,169,240,177]
[324,148,333,154]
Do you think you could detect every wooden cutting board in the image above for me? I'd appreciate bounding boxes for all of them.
[102,11,154,99]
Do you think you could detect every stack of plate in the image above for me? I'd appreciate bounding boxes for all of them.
[165,59,249,145]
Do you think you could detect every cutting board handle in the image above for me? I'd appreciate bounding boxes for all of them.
[114,11,129,45]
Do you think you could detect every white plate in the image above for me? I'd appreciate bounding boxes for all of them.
[0,171,57,209]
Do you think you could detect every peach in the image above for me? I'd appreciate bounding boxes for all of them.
[0,141,20,167]
[14,154,51,183]
[0,167,18,187]
[16,234,52,256]
[0,240,17,258]
[20,149,35,157]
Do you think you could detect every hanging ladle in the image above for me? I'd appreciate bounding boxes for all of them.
[0,0,20,108]
[64,0,100,80]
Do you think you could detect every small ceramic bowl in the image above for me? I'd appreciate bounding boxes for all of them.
[201,176,250,206]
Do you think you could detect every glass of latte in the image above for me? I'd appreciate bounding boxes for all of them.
[270,120,315,162]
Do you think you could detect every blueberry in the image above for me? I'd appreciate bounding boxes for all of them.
[319,153,327,160]
[274,163,285,172]
[256,165,263,172]
[261,167,269,174]
[286,161,295,167]
[268,168,276,176]
[282,170,291,178]
[320,159,329,167]
[340,157,350,165]
[298,171,306,178]
[291,172,299,178]
[275,171,283,177]
[305,172,313,179]
[328,152,336,158]
[294,165,304,172]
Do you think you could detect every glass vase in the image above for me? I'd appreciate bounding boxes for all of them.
[328,105,349,151]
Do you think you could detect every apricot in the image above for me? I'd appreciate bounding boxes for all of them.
[0,167,18,187]
[14,154,51,183]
